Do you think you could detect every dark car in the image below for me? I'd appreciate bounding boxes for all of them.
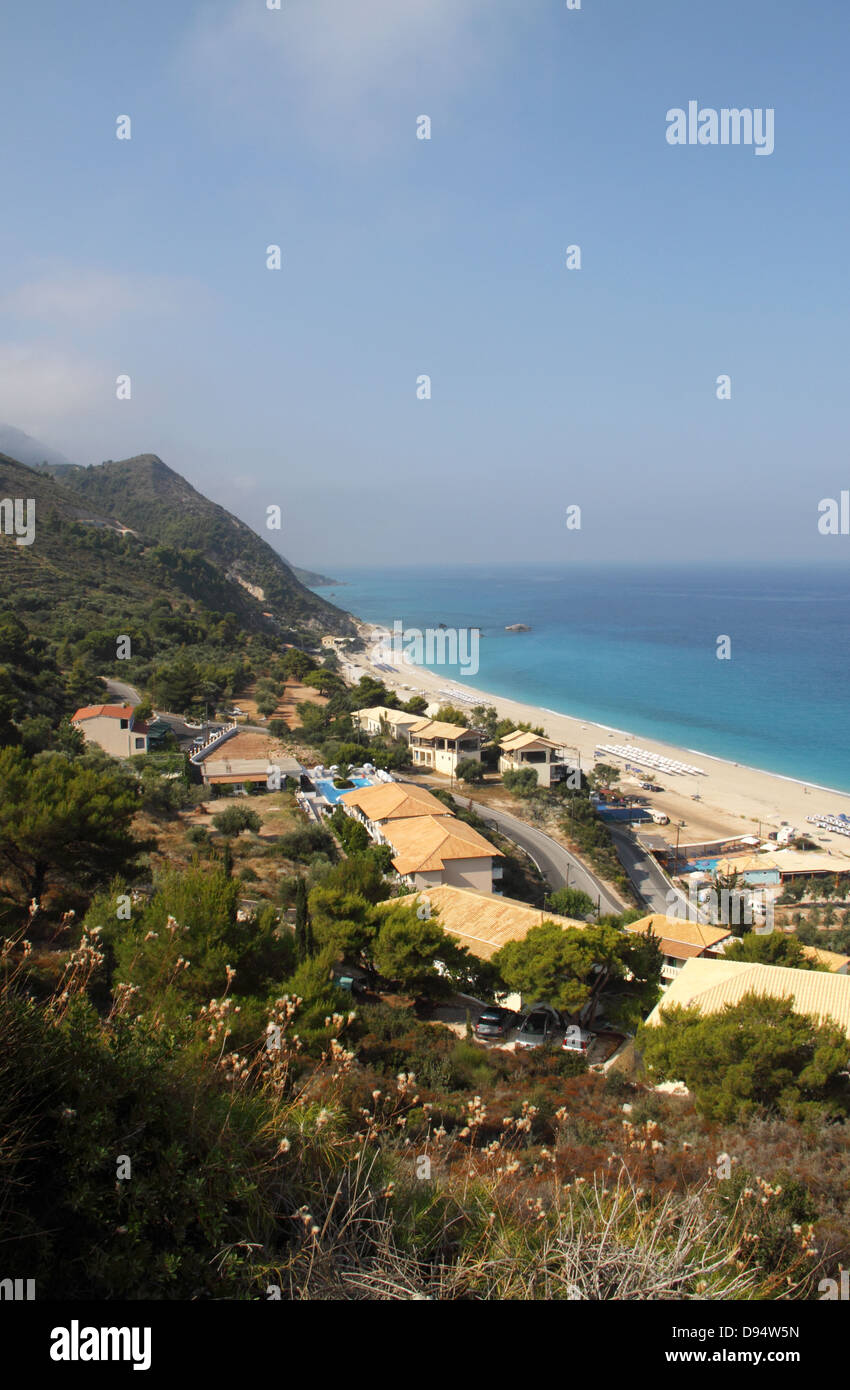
[474,1007,518,1041]
[515,1004,564,1049]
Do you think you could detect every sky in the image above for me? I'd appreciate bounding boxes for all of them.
[1,0,849,569]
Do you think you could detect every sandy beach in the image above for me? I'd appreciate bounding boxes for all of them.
[345,625,850,864]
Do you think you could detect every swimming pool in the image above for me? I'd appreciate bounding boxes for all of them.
[314,776,374,804]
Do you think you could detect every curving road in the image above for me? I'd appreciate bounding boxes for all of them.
[448,794,626,917]
[609,826,704,921]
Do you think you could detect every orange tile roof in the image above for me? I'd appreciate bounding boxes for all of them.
[386,814,502,874]
[71,704,135,722]
[499,730,561,752]
[338,782,451,822]
[393,883,586,960]
[646,959,850,1038]
[408,719,476,741]
[625,915,733,952]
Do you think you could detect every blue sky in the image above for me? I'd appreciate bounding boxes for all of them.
[1,0,848,568]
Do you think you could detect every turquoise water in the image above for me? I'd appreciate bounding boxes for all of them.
[315,564,850,793]
[313,775,374,804]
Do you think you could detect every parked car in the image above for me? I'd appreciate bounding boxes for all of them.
[474,1006,518,1041]
[515,1004,564,1049]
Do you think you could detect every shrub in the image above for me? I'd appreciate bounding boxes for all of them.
[278,825,336,863]
[212,805,262,837]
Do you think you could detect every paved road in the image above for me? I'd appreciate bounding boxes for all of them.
[609,826,703,921]
[450,795,626,917]
[103,678,142,706]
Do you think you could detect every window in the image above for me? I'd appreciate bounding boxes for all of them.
[120,719,129,729]
[135,737,145,749]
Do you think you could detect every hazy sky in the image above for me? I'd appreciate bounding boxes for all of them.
[1,0,848,568]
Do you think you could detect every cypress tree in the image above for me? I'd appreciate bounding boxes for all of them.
[295,878,308,961]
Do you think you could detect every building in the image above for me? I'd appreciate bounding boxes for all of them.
[383,814,503,893]
[321,635,351,650]
[407,719,482,776]
[800,945,850,974]
[337,781,453,843]
[71,704,149,757]
[644,957,850,1041]
[498,730,574,788]
[713,850,845,884]
[624,914,735,986]
[194,730,303,791]
[406,882,586,960]
[351,705,425,741]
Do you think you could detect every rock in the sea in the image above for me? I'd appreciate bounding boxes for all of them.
[504,623,531,632]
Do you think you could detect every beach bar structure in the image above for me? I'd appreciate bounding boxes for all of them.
[498,730,576,789]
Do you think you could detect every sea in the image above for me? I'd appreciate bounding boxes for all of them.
[310,564,850,794]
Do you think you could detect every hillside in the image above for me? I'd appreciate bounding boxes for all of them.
[292,564,343,588]
[0,422,76,470]
[0,450,357,727]
[38,454,353,636]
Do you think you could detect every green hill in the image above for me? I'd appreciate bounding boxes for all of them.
[37,453,353,635]
[0,451,354,726]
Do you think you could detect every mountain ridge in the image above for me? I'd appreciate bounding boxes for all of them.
[34,452,354,636]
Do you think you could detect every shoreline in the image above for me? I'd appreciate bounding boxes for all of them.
[343,617,850,860]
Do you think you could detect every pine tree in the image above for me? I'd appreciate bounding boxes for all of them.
[295,878,308,961]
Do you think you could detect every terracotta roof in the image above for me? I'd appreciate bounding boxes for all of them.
[338,782,452,822]
[205,773,270,784]
[408,718,476,741]
[653,939,710,962]
[801,945,850,972]
[714,853,781,875]
[645,958,850,1039]
[625,915,733,951]
[499,730,561,752]
[71,704,135,722]
[385,814,502,874]
[354,705,422,727]
[394,883,586,960]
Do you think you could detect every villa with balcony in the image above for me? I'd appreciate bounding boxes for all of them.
[498,730,575,789]
[407,719,482,776]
